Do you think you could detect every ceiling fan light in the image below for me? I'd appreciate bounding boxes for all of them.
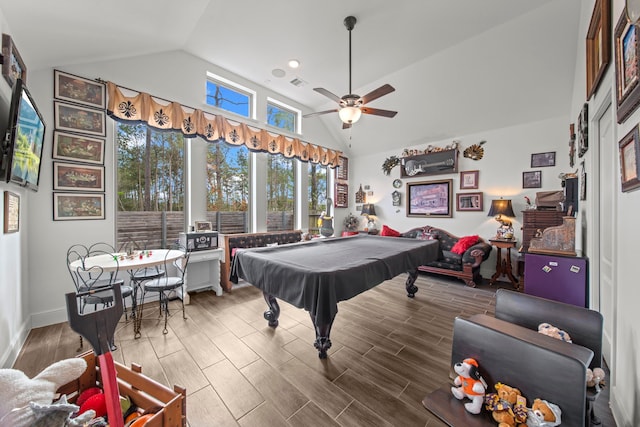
[339,106,362,124]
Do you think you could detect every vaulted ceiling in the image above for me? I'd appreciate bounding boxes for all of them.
[0,0,581,156]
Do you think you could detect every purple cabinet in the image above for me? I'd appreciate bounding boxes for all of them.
[524,253,588,307]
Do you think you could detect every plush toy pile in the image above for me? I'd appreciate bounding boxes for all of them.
[484,382,528,427]
[526,398,562,427]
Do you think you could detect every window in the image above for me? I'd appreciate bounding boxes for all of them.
[308,162,328,234]
[206,72,255,118]
[116,123,185,249]
[206,142,250,233]
[266,154,295,231]
[267,98,300,133]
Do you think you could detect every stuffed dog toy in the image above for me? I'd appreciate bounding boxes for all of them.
[451,357,487,414]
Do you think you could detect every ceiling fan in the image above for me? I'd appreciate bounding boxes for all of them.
[303,16,397,129]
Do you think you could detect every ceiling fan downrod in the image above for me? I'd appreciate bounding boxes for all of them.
[344,16,357,95]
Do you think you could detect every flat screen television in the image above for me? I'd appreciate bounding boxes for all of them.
[0,78,46,191]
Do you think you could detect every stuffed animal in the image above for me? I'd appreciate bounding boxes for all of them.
[451,357,486,414]
[526,398,562,427]
[586,367,606,389]
[537,323,572,343]
[0,358,95,427]
[484,382,528,427]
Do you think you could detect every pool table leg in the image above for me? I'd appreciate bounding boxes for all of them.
[310,313,335,359]
[263,292,280,327]
[405,269,419,298]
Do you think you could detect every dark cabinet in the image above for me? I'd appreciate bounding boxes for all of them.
[524,253,588,307]
[520,210,565,252]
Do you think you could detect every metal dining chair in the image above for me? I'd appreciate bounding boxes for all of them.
[66,244,123,349]
[88,242,135,321]
[137,244,189,334]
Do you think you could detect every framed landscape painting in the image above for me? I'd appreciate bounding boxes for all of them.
[618,126,640,192]
[615,10,640,123]
[54,70,106,109]
[407,179,452,218]
[54,101,106,137]
[53,193,105,220]
[53,162,104,192]
[52,131,105,165]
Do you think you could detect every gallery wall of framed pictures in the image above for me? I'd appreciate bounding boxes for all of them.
[52,70,107,221]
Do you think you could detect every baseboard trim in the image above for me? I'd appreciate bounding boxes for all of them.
[0,319,30,368]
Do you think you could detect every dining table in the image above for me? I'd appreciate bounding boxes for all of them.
[69,249,185,338]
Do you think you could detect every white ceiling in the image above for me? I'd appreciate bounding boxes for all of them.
[0,0,581,156]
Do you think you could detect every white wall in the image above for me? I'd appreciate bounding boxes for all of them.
[350,115,569,280]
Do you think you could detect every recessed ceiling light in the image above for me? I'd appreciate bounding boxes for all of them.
[288,59,300,69]
[272,68,286,78]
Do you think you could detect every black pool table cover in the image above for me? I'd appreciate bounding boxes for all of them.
[233,234,439,325]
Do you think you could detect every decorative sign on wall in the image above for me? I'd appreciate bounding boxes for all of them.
[335,183,348,208]
[400,149,458,178]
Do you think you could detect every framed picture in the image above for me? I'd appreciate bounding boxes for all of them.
[580,161,587,201]
[53,162,104,191]
[52,131,105,165]
[615,10,640,123]
[569,123,576,168]
[406,179,453,218]
[531,152,556,168]
[3,191,19,233]
[53,193,105,221]
[1,34,27,87]
[334,182,348,208]
[456,192,483,212]
[577,103,589,157]
[523,171,542,189]
[459,170,479,189]
[54,101,106,137]
[400,149,458,178]
[54,70,106,109]
[195,221,212,231]
[618,126,640,192]
[392,190,401,207]
[586,0,611,100]
[335,155,348,181]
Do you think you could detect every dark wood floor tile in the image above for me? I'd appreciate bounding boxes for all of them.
[364,347,449,391]
[238,402,292,427]
[339,322,404,355]
[178,331,226,369]
[287,401,342,427]
[241,359,309,419]
[187,385,239,427]
[203,359,264,419]
[211,331,260,369]
[333,369,430,426]
[282,338,346,381]
[278,358,352,418]
[159,349,209,395]
[241,330,295,368]
[335,400,394,427]
[13,324,63,377]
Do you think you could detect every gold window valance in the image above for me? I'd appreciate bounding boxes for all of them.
[107,82,342,167]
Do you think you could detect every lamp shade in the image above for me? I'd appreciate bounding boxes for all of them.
[361,203,376,216]
[487,199,515,218]
[628,0,640,24]
[339,106,362,124]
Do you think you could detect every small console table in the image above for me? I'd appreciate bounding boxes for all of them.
[489,238,519,289]
[182,248,223,304]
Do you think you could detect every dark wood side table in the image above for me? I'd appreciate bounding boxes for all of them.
[489,238,519,289]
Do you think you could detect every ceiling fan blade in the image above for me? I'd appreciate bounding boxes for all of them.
[313,88,343,104]
[359,84,395,105]
[303,108,339,118]
[361,107,398,118]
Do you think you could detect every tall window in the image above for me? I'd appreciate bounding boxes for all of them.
[206,142,250,233]
[206,73,255,118]
[266,155,294,231]
[308,163,328,234]
[116,123,184,249]
[267,98,300,133]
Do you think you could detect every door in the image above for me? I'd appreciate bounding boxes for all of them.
[596,103,615,367]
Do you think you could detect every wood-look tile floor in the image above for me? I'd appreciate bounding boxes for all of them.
[13,275,616,427]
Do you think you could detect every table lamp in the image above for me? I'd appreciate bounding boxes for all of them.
[361,204,377,232]
[488,198,515,239]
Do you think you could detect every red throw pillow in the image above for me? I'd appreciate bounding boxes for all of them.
[450,235,479,254]
[380,225,401,237]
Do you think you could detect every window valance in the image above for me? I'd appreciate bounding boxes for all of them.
[107,82,342,167]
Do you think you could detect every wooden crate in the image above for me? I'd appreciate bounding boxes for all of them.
[57,351,186,427]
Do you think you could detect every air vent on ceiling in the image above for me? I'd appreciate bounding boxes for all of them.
[290,77,308,87]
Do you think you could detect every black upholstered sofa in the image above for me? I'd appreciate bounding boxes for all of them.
[401,226,492,287]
